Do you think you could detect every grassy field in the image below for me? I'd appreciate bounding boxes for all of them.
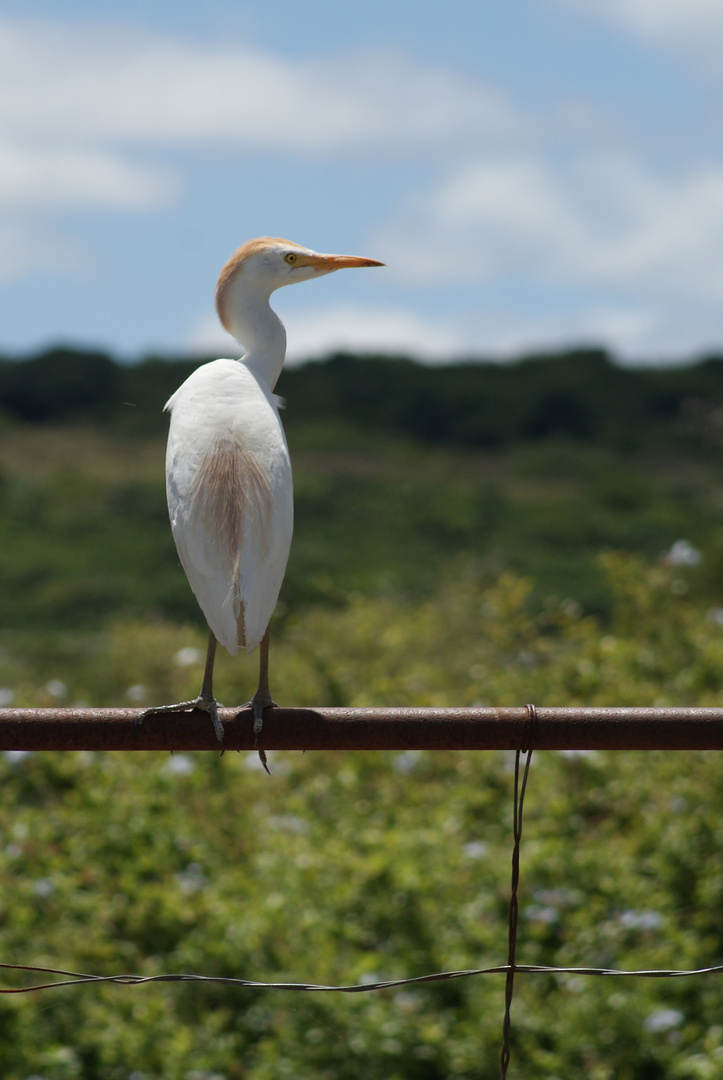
[2,412,723,640]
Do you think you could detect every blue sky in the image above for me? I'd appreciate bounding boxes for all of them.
[2,0,723,363]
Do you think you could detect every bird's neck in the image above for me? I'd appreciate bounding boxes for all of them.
[228,289,287,390]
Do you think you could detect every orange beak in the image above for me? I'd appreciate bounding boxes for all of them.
[302,252,385,271]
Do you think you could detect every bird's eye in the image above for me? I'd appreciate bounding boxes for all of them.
[284,253,298,264]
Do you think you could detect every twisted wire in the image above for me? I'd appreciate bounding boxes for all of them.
[2,959,723,995]
[499,704,536,1079]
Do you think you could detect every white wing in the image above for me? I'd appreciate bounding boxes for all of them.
[165,360,293,655]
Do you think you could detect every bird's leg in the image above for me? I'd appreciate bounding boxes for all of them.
[251,626,277,738]
[197,631,226,746]
[136,629,226,751]
[237,625,277,772]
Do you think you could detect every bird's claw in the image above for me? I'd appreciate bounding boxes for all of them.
[236,693,277,773]
[136,696,226,754]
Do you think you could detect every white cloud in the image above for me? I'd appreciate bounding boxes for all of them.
[379,158,578,283]
[283,305,468,361]
[0,218,83,281]
[0,19,523,154]
[461,303,664,361]
[187,304,470,363]
[583,0,723,40]
[0,141,174,210]
[558,0,723,70]
[379,154,723,301]
[0,138,174,280]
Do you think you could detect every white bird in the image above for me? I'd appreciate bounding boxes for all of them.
[139,236,383,759]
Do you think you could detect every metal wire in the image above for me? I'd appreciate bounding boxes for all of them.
[1,960,723,995]
[500,705,535,1079]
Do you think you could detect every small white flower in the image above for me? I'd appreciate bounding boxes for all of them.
[163,755,195,776]
[524,904,559,924]
[664,539,701,567]
[644,1008,683,1032]
[393,751,424,773]
[619,909,663,930]
[175,862,207,895]
[268,814,309,834]
[174,646,203,667]
[126,684,148,703]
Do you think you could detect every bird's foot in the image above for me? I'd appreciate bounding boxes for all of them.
[237,691,277,774]
[136,695,226,753]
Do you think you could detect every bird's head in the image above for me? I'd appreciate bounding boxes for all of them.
[215,236,383,335]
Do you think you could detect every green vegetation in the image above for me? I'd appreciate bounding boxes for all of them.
[2,347,723,630]
[2,560,723,1078]
[1,347,723,1076]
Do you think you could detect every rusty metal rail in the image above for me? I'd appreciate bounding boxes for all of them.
[2,706,723,751]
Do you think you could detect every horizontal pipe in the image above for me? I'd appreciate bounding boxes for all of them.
[1,706,723,751]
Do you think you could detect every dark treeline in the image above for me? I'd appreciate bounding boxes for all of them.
[2,345,723,449]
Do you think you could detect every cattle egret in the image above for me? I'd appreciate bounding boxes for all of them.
[138,237,383,761]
